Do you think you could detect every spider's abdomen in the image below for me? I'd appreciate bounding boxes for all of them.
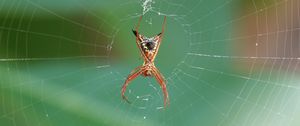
[144,42,156,50]
[141,41,157,52]
[140,37,158,53]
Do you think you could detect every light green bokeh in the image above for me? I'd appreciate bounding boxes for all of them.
[1,0,299,126]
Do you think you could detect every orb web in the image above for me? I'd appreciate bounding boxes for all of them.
[0,0,300,126]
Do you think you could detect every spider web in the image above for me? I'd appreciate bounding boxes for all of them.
[0,0,300,126]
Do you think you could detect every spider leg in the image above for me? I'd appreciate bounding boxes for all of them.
[135,15,143,32]
[129,66,142,74]
[151,16,167,62]
[151,66,170,107]
[133,16,152,63]
[161,16,166,35]
[121,66,145,103]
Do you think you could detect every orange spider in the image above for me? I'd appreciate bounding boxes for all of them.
[121,16,169,107]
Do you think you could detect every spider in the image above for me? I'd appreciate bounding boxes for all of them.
[121,16,169,107]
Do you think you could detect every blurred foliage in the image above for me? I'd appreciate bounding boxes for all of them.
[0,0,299,126]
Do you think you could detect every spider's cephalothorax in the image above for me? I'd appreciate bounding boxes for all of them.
[122,16,170,108]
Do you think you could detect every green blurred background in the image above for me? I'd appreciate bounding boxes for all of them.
[1,0,300,126]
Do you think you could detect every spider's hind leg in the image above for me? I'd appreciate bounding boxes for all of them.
[121,66,145,104]
[151,66,170,107]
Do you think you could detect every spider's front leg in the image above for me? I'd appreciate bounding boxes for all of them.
[151,66,170,107]
[121,66,145,103]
